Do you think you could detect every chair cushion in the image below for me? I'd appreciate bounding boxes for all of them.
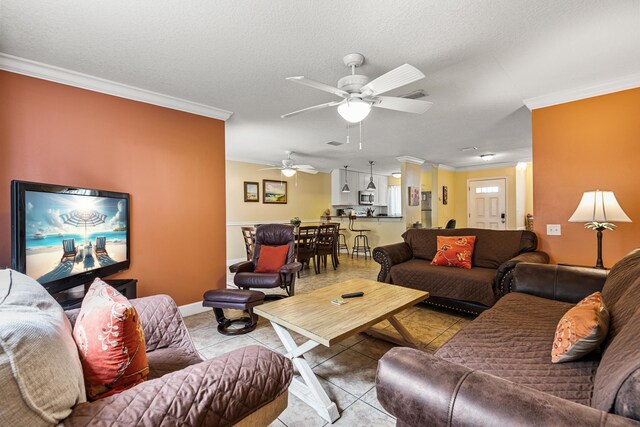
[73,278,149,400]
[0,269,86,426]
[234,273,281,288]
[436,292,599,405]
[255,245,289,273]
[203,289,265,304]
[390,259,497,307]
[431,236,476,269]
[551,292,609,363]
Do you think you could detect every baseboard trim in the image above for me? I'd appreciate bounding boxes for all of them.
[179,301,210,317]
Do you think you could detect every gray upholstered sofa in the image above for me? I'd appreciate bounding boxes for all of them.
[376,249,640,426]
[373,228,549,314]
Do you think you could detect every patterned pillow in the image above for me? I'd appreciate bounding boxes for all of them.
[73,278,149,400]
[431,236,476,269]
[551,291,609,363]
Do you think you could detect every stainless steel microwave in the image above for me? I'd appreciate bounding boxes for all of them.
[359,191,374,205]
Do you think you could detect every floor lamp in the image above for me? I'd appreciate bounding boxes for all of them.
[568,190,631,269]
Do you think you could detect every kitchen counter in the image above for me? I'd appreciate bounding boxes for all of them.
[322,215,403,221]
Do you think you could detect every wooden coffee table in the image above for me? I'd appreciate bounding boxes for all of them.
[254,278,428,423]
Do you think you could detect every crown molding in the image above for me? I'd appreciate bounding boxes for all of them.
[453,161,520,172]
[431,163,456,171]
[396,156,425,165]
[523,73,640,110]
[0,53,233,121]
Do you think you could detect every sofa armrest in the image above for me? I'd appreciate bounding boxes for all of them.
[66,345,293,427]
[512,263,609,303]
[495,251,550,296]
[372,242,413,283]
[376,348,637,427]
[131,295,198,354]
[230,260,255,273]
[280,261,302,275]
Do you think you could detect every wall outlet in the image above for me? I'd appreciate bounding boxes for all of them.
[546,224,561,236]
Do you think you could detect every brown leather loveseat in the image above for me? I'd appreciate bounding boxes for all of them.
[373,228,549,314]
[376,249,640,426]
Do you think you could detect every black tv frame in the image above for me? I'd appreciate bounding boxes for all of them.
[11,180,131,295]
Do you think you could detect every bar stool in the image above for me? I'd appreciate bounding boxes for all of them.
[333,222,349,257]
[349,216,371,259]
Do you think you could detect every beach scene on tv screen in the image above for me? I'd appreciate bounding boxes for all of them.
[24,191,128,284]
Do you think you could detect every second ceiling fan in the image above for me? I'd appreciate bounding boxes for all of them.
[282,53,433,123]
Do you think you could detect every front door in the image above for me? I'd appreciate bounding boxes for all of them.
[468,178,507,229]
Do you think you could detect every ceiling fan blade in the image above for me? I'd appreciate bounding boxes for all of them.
[360,64,425,96]
[286,76,349,98]
[297,168,319,174]
[281,101,341,118]
[292,165,315,169]
[257,167,283,171]
[373,96,433,114]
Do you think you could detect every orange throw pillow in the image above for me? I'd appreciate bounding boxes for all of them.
[431,236,476,269]
[551,291,609,363]
[72,278,148,400]
[255,245,289,273]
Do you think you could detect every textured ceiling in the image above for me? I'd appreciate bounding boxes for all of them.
[1,1,639,174]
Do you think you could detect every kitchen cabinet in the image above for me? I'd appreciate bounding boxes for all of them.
[331,169,358,206]
[332,169,389,206]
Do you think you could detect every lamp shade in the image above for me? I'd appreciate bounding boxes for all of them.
[337,99,371,123]
[568,190,631,223]
[341,183,350,193]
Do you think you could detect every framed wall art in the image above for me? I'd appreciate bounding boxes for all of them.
[244,181,259,202]
[263,180,287,204]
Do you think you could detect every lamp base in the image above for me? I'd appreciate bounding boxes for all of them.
[594,228,605,270]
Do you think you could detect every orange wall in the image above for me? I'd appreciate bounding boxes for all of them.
[0,71,227,305]
[533,88,640,267]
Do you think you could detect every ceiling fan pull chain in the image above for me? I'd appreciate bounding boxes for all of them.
[346,122,350,144]
[359,121,363,150]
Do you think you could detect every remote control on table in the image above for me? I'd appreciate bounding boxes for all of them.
[341,292,364,298]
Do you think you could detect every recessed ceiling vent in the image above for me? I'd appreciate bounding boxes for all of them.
[326,141,344,146]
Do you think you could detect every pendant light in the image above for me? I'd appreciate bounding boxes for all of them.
[367,161,376,190]
[341,166,351,192]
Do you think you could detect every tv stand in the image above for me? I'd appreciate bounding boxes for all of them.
[53,279,137,310]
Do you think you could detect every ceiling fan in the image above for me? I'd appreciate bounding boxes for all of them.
[258,151,318,177]
[282,53,433,123]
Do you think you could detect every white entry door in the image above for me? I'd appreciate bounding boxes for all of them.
[468,178,507,230]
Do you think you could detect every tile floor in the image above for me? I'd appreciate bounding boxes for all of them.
[184,255,474,426]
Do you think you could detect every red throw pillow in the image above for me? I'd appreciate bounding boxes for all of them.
[72,278,148,400]
[255,245,289,273]
[431,236,476,269]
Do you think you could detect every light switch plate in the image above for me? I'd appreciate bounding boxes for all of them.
[547,224,561,236]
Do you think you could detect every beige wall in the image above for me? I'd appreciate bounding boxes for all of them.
[401,162,423,228]
[226,160,331,261]
[436,168,457,228]
[525,161,534,216]
[420,171,433,191]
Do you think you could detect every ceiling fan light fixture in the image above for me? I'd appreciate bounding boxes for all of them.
[281,167,297,177]
[337,99,371,123]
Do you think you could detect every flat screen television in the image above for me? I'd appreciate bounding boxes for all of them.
[11,180,130,295]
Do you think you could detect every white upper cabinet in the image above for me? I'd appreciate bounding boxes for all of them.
[331,169,358,206]
[331,170,389,206]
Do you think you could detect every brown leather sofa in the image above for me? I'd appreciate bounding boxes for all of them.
[376,249,640,426]
[64,295,293,426]
[373,228,549,314]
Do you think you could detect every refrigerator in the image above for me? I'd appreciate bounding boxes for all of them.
[421,191,432,228]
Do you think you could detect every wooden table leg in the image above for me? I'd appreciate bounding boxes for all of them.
[271,322,340,423]
[364,315,420,349]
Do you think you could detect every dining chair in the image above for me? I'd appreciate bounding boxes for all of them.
[315,224,338,273]
[295,225,318,276]
[241,226,256,260]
